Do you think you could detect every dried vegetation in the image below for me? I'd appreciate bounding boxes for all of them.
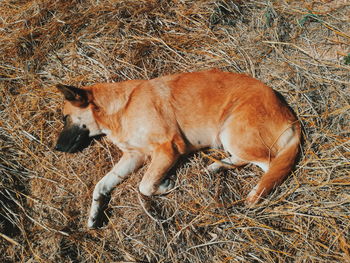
[0,0,349,262]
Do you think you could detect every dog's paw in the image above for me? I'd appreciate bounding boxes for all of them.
[87,216,98,229]
[156,179,174,195]
[245,185,261,206]
[87,194,111,229]
[139,179,175,196]
[206,162,221,174]
[87,211,107,229]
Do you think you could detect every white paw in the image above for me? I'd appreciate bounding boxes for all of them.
[87,194,111,229]
[246,185,260,206]
[156,179,174,194]
[87,216,97,229]
[207,162,223,174]
[139,181,154,196]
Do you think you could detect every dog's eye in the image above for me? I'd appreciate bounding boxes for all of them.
[82,124,87,129]
[63,115,68,122]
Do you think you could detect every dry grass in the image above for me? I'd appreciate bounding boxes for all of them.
[1,0,349,262]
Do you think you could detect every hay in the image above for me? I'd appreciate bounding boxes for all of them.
[1,0,349,262]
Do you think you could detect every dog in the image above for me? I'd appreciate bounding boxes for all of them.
[55,69,301,228]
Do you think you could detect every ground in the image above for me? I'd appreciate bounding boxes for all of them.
[0,0,349,262]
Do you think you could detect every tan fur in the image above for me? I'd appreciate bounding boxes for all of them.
[57,69,301,228]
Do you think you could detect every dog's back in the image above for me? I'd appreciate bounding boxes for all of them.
[146,69,299,150]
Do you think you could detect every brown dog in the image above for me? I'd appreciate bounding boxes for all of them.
[55,69,301,228]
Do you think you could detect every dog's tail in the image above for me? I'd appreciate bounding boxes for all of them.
[246,122,301,205]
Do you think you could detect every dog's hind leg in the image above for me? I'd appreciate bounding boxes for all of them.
[207,155,248,173]
[206,124,249,174]
[87,152,145,228]
[139,141,179,196]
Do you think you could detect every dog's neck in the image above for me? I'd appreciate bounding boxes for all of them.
[89,82,140,136]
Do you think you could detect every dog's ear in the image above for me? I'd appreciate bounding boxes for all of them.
[56,84,92,107]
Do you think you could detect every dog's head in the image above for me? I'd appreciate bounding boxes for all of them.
[55,84,103,153]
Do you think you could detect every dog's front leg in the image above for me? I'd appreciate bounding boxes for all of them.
[139,142,179,196]
[87,152,145,228]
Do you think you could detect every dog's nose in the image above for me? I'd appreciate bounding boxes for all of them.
[54,144,62,151]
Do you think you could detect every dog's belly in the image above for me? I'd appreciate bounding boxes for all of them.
[182,126,220,149]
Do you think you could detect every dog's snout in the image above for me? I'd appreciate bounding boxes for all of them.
[55,124,91,153]
[54,144,63,152]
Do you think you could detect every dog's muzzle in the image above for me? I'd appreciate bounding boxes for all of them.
[55,125,90,153]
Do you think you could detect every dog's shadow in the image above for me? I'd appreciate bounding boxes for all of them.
[92,194,112,229]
